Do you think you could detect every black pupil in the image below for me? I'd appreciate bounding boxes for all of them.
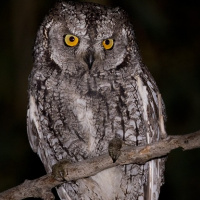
[105,39,110,45]
[69,36,75,42]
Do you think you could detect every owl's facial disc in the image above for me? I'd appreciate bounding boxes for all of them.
[47,3,130,74]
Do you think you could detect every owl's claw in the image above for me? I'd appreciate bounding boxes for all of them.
[108,138,123,163]
[52,159,70,181]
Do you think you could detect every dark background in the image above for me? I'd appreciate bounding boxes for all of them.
[0,0,200,199]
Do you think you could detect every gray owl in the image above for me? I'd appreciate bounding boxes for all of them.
[27,1,167,200]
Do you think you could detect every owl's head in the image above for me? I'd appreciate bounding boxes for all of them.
[34,1,139,76]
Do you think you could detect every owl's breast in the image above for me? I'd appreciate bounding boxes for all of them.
[72,75,148,155]
[38,72,148,162]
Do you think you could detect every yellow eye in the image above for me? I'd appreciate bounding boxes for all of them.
[102,39,114,50]
[64,34,79,47]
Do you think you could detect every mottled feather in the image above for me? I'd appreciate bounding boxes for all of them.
[27,1,167,200]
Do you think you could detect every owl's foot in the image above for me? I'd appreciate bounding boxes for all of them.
[108,138,123,163]
[52,159,71,181]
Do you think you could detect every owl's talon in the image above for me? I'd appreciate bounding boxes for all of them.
[108,138,123,163]
[52,159,70,181]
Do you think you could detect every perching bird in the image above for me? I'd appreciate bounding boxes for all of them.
[27,1,167,199]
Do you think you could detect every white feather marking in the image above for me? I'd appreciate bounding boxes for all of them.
[136,76,160,199]
[45,19,54,29]
[57,187,72,200]
[136,76,150,144]
[98,82,111,89]
[136,76,148,121]
[116,129,123,138]
[138,196,144,200]
[29,95,42,139]
[149,160,160,200]
[125,129,136,142]
[27,95,45,157]
[91,168,122,199]
[72,96,96,152]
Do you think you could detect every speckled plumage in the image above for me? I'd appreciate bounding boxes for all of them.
[27,1,167,200]
[108,138,123,163]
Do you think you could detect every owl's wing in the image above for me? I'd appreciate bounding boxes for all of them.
[27,94,53,172]
[136,72,167,200]
[27,95,41,153]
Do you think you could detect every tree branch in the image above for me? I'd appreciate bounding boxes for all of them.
[1,130,200,200]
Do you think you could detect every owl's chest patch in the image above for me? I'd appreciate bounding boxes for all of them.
[70,97,96,153]
[71,76,149,153]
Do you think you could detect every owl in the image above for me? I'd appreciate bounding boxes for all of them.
[27,1,167,200]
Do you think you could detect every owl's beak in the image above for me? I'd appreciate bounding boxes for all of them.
[84,52,94,70]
